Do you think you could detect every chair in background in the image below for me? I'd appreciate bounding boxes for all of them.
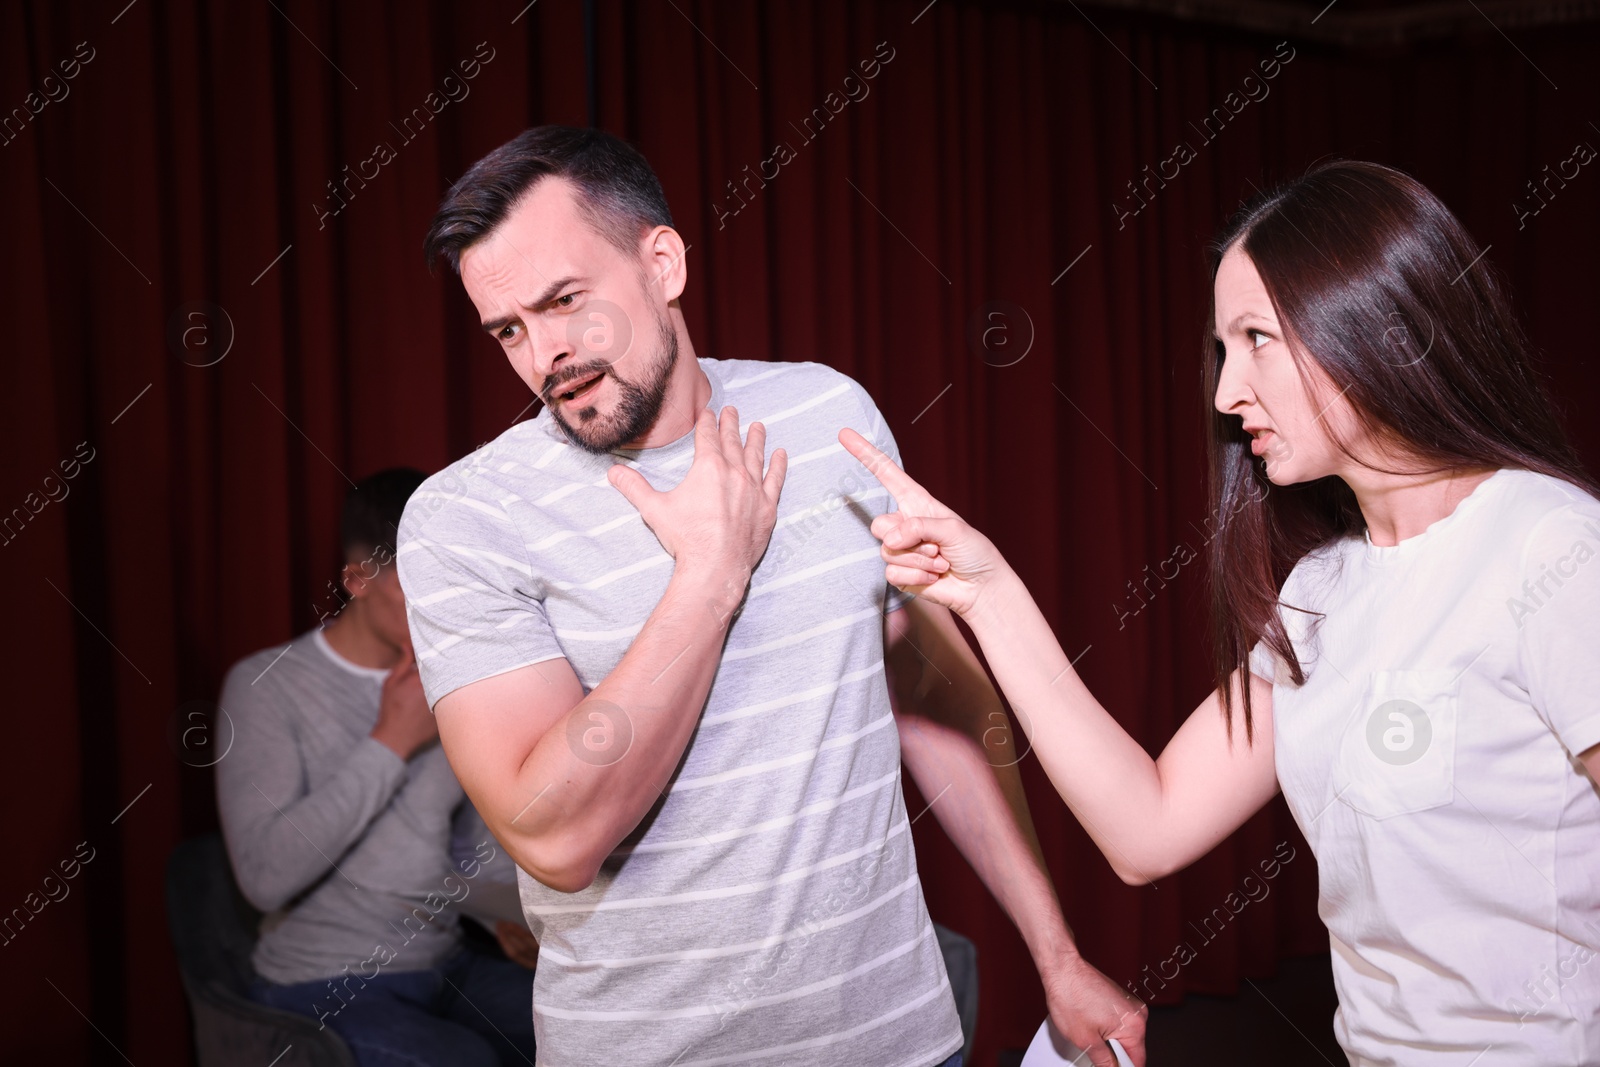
[934,922,979,1063]
[168,830,980,1065]
[165,833,356,1067]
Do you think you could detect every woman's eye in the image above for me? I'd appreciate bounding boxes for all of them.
[1248,329,1271,350]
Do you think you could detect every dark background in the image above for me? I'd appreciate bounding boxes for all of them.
[4,0,1598,1063]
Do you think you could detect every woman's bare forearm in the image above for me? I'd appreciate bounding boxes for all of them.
[962,565,1232,883]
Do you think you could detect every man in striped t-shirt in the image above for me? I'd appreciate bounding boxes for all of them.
[397,126,1146,1067]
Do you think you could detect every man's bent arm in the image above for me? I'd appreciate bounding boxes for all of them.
[436,561,748,894]
[429,405,784,894]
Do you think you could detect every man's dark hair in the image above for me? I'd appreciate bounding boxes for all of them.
[424,125,673,275]
[340,467,427,567]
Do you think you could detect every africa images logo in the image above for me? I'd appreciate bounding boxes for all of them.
[1365,699,1431,765]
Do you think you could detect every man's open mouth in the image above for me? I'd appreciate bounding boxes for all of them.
[555,373,604,404]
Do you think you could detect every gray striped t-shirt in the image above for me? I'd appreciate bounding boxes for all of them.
[395,357,963,1067]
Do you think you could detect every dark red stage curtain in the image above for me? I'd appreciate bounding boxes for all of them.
[3,1,1597,1063]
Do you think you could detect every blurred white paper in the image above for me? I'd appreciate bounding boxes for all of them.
[1021,1018,1136,1067]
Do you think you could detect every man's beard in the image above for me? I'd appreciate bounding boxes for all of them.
[550,305,679,455]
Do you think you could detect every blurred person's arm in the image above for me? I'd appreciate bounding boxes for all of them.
[494,920,541,969]
[214,649,432,912]
[887,598,1147,1067]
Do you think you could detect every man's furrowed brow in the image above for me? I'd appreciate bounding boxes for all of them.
[479,276,583,333]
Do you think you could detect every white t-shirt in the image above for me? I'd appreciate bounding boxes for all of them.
[1250,468,1600,1065]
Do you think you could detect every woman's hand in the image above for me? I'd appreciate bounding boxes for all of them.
[838,427,1005,617]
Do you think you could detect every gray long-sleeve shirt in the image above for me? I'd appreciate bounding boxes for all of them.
[214,625,468,985]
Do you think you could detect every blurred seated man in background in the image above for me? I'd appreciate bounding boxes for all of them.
[451,799,542,970]
[214,467,537,1067]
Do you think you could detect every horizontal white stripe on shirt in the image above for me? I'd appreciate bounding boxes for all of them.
[698,662,885,728]
[668,712,895,793]
[537,870,918,969]
[548,553,673,592]
[613,770,900,856]
[725,365,798,389]
[720,607,879,662]
[396,536,532,577]
[746,548,885,601]
[524,815,908,916]
[535,928,925,1021]
[528,511,641,553]
[671,969,953,1067]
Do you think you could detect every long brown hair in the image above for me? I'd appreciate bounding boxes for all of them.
[1204,160,1596,741]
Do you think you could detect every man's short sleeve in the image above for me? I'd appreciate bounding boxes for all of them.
[844,375,914,616]
[396,480,566,710]
[1517,500,1600,760]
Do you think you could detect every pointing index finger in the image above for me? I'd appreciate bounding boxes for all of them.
[838,427,924,505]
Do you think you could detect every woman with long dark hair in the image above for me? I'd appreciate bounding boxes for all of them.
[842,160,1600,1064]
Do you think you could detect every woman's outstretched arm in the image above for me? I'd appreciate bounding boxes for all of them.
[841,425,1279,884]
[965,567,1279,884]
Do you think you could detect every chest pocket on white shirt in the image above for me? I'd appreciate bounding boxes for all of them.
[1334,668,1460,820]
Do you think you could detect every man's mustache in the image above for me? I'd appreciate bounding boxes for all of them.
[545,367,611,403]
